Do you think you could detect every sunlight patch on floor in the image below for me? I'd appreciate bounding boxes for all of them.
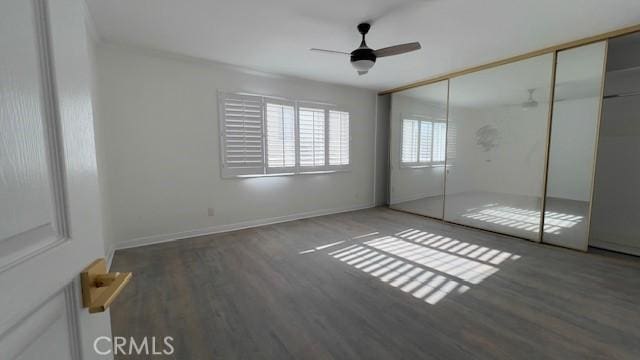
[317,229,520,305]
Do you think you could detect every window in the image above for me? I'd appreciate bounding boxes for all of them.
[219,92,350,177]
[401,118,446,166]
[298,107,326,168]
[265,101,295,171]
[329,110,350,166]
[219,93,265,177]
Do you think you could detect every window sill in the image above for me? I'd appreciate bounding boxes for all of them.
[229,168,351,179]
[399,163,445,169]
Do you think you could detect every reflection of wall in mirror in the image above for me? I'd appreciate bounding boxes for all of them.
[547,97,599,202]
[447,103,548,198]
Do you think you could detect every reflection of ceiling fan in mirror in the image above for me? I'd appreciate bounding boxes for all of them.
[310,23,421,75]
[521,89,539,110]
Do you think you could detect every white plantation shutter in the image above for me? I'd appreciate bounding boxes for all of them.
[433,122,447,163]
[298,106,326,168]
[419,120,433,163]
[219,92,352,177]
[401,119,419,163]
[265,101,296,171]
[219,93,265,176]
[329,110,350,167]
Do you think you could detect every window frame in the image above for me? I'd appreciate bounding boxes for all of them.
[400,114,447,169]
[218,92,351,178]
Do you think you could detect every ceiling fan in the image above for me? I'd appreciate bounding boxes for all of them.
[521,89,539,110]
[311,23,421,75]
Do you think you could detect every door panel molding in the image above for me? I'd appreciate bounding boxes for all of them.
[0,0,69,272]
[0,284,79,360]
[65,281,82,360]
[34,0,69,241]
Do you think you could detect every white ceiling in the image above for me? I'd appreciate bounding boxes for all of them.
[85,0,640,91]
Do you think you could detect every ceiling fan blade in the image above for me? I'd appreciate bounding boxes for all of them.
[310,48,350,55]
[374,42,421,57]
[357,70,368,76]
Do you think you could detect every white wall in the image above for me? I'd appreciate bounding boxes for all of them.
[375,94,390,205]
[95,44,379,248]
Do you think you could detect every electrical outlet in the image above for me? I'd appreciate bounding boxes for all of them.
[207,208,215,217]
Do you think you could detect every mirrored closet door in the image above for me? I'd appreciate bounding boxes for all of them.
[389,80,449,219]
[384,29,640,256]
[444,54,554,241]
[542,42,607,250]
[590,32,640,256]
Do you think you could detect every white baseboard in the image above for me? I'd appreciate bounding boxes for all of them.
[115,203,375,251]
[590,239,640,256]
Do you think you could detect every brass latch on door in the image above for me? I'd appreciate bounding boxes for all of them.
[81,258,132,313]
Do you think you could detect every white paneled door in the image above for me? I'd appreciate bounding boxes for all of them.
[1,0,111,359]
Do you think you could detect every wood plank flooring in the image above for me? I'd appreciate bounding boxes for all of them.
[110,207,640,359]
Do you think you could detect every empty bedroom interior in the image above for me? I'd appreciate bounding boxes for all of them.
[2,0,640,359]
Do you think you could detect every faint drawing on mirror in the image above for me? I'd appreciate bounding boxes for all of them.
[389,80,449,219]
[475,125,499,152]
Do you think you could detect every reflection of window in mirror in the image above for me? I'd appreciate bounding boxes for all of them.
[446,122,456,161]
[401,118,446,166]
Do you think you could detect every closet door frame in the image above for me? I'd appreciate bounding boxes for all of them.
[539,41,609,250]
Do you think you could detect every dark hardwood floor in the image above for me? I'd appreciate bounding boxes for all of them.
[110,207,640,359]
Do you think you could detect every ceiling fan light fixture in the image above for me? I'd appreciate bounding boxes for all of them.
[522,89,539,110]
[351,59,375,72]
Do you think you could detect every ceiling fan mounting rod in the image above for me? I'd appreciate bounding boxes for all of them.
[358,22,370,46]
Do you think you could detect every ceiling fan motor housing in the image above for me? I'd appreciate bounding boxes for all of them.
[350,47,376,63]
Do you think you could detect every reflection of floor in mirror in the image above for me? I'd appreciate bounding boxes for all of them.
[393,192,588,246]
[541,197,589,249]
[391,195,444,218]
